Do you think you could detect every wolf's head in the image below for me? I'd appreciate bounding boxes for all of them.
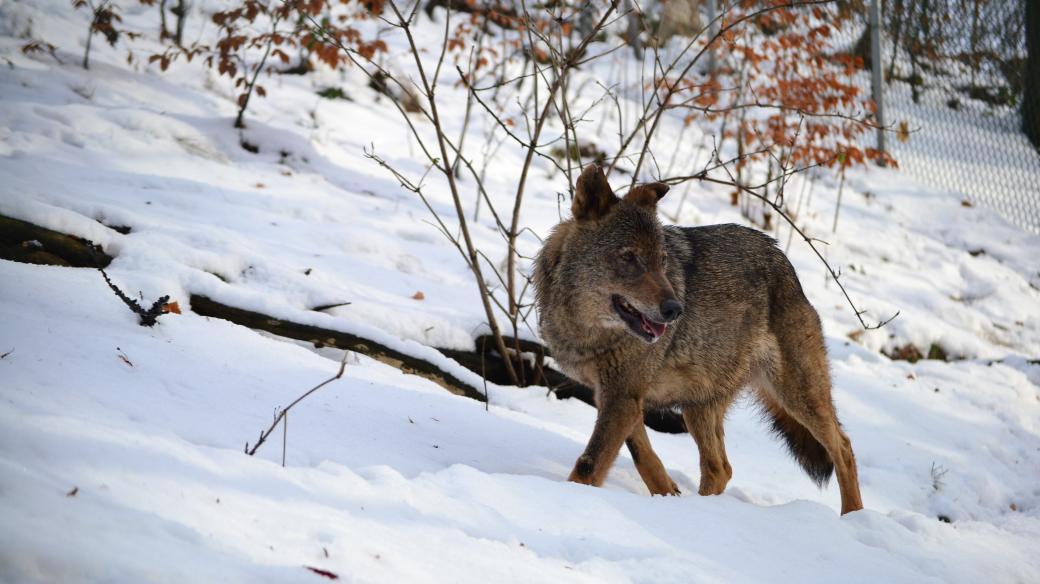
[554,165,683,344]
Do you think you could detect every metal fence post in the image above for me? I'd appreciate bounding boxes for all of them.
[869,0,886,154]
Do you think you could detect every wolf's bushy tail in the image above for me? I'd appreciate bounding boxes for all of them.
[758,392,834,487]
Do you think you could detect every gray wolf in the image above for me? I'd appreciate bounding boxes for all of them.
[533,165,863,514]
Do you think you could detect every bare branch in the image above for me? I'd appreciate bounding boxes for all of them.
[245,354,348,459]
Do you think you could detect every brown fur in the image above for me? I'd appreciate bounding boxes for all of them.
[534,165,863,514]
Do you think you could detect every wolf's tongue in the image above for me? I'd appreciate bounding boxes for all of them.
[641,316,667,338]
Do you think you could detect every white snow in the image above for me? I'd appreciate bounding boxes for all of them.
[2,1,1039,582]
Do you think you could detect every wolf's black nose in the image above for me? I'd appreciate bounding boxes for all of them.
[660,298,683,322]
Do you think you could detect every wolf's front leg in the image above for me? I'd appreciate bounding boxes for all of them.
[626,423,681,495]
[569,393,643,487]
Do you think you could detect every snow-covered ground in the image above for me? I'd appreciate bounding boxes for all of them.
[2,1,1039,582]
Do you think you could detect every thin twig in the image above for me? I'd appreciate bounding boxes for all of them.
[85,239,171,327]
[245,353,349,457]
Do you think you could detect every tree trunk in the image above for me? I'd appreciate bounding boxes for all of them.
[173,0,187,46]
[159,0,170,40]
[1025,0,1040,149]
[83,19,94,70]
[887,0,905,80]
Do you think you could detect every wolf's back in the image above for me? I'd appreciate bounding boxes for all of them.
[667,223,835,486]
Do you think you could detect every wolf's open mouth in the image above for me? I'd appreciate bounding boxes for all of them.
[611,294,667,343]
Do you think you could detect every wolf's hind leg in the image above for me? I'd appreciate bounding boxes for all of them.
[768,338,864,514]
[626,423,681,495]
[682,397,735,496]
[770,386,863,514]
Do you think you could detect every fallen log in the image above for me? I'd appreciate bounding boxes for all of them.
[189,295,488,403]
[191,295,685,434]
[0,215,112,268]
[0,214,687,433]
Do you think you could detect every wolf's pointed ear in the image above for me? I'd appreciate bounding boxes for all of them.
[572,164,618,221]
[623,182,670,208]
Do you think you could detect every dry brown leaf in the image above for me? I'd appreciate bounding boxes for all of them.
[896,120,911,144]
[412,291,425,300]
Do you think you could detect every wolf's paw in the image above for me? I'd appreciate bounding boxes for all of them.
[697,462,732,495]
[568,455,597,485]
[648,475,682,496]
[661,484,682,497]
[697,477,728,496]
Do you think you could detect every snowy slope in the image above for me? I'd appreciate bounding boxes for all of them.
[2,1,1040,582]
[4,260,1039,584]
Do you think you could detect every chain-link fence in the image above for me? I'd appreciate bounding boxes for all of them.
[833,0,1040,233]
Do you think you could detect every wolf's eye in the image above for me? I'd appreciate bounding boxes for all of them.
[620,250,637,263]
